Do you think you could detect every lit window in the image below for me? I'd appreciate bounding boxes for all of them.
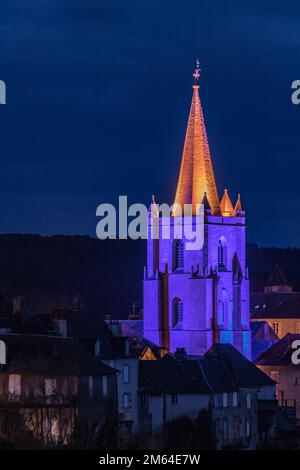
[45,378,56,397]
[246,420,251,437]
[232,392,238,407]
[223,392,228,407]
[8,374,21,396]
[246,392,251,409]
[102,375,108,396]
[95,340,101,356]
[88,376,94,397]
[123,393,131,409]
[174,239,184,271]
[123,365,130,384]
[272,322,281,337]
[173,298,183,327]
[270,370,279,398]
[270,370,279,382]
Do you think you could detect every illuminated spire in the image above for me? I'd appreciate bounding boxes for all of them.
[234,193,244,216]
[173,61,220,215]
[150,194,159,218]
[220,189,234,217]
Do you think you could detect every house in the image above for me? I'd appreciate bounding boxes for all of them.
[264,264,293,293]
[139,350,210,436]
[63,312,159,435]
[138,344,276,449]
[0,333,118,448]
[255,333,300,418]
[251,292,300,338]
[203,343,276,449]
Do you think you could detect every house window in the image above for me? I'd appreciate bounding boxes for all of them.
[123,393,131,409]
[173,298,183,327]
[246,393,251,409]
[234,417,241,441]
[223,419,228,439]
[88,376,94,397]
[140,393,147,405]
[272,322,281,337]
[270,370,279,398]
[171,394,178,404]
[8,374,21,396]
[246,420,251,437]
[270,370,279,382]
[123,365,130,384]
[294,377,298,386]
[232,392,238,407]
[95,339,101,356]
[223,392,228,408]
[102,375,108,396]
[174,239,184,271]
[45,378,56,397]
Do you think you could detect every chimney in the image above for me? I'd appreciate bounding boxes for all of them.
[52,308,67,337]
[107,320,121,337]
[175,347,187,360]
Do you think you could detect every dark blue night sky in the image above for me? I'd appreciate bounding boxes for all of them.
[0,0,299,246]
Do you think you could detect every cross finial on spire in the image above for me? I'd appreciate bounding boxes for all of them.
[193,58,201,84]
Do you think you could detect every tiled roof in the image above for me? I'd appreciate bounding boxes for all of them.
[0,334,117,376]
[255,333,300,366]
[250,321,278,360]
[250,321,278,341]
[251,292,300,318]
[139,343,275,395]
[198,357,237,392]
[139,355,210,395]
[204,343,275,388]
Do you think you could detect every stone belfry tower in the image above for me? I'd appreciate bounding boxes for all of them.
[143,62,251,359]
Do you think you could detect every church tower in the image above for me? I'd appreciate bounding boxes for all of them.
[143,62,251,359]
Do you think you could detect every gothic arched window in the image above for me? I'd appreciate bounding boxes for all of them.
[173,298,183,327]
[218,237,227,270]
[174,239,184,271]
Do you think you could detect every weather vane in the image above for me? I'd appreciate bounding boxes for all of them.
[193,58,201,83]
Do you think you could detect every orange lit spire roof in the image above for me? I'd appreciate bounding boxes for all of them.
[173,62,220,216]
[220,189,234,217]
[234,194,243,214]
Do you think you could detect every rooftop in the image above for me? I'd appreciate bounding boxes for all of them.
[255,333,300,366]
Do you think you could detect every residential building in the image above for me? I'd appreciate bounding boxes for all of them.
[255,333,300,418]
[0,334,118,448]
[251,292,300,339]
[138,344,275,449]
